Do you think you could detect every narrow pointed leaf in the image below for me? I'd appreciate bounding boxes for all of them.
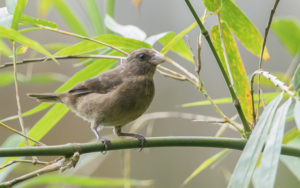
[104,15,146,41]
[38,0,52,18]
[227,93,283,188]
[51,0,88,36]
[0,26,54,60]
[294,101,300,131]
[183,149,230,185]
[283,127,300,144]
[11,0,28,30]
[220,0,269,60]
[0,7,13,27]
[160,23,195,62]
[84,0,104,35]
[203,0,221,12]
[20,14,58,28]
[272,19,300,56]
[182,91,280,107]
[55,34,151,56]
[253,98,292,188]
[0,135,23,181]
[145,32,170,46]
[211,23,252,122]
[1,103,52,122]
[293,65,300,95]
[280,137,300,181]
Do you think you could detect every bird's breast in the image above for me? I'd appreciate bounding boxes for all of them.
[102,77,155,126]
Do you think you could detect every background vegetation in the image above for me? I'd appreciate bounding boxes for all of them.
[0,0,300,187]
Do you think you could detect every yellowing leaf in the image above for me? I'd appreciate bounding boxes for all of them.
[220,0,269,61]
[211,23,253,122]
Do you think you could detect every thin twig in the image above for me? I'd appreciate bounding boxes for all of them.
[0,159,48,170]
[184,0,251,137]
[129,112,243,138]
[1,152,79,187]
[0,121,44,146]
[157,69,187,81]
[0,55,125,69]
[12,42,29,147]
[38,25,128,55]
[256,0,280,123]
[165,56,198,82]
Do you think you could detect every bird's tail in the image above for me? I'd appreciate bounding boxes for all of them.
[27,93,61,102]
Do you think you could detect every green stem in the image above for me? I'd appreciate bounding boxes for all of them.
[0,137,300,158]
[184,0,251,137]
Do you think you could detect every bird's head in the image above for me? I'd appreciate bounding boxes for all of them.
[124,48,166,76]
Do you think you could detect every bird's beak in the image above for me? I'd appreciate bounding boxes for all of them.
[150,53,166,65]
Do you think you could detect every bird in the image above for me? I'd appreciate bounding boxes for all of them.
[28,48,166,150]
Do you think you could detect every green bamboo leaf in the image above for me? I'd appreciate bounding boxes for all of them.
[1,103,53,122]
[55,34,151,56]
[211,23,253,122]
[0,26,54,60]
[203,0,221,12]
[182,92,281,107]
[24,73,67,84]
[20,14,58,28]
[145,32,170,46]
[280,137,300,181]
[220,0,269,60]
[272,18,300,56]
[104,15,146,41]
[84,0,104,35]
[0,135,23,182]
[11,0,28,30]
[182,149,230,185]
[22,103,69,146]
[20,54,118,146]
[228,93,283,188]
[5,0,17,14]
[253,98,292,188]
[160,23,195,62]
[0,72,14,87]
[293,65,300,95]
[283,127,300,144]
[0,39,11,56]
[51,0,88,36]
[21,175,152,187]
[38,0,52,18]
[294,101,300,131]
[0,7,13,27]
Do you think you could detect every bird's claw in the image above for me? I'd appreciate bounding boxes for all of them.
[99,138,111,154]
[136,135,147,152]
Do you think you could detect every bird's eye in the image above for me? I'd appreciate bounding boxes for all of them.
[138,53,146,61]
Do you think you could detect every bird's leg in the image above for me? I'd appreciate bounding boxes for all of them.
[114,126,146,151]
[90,122,111,153]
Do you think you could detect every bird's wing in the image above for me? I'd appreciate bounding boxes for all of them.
[68,70,123,96]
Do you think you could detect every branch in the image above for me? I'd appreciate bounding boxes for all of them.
[0,137,300,158]
[256,0,280,122]
[38,25,128,55]
[0,55,125,69]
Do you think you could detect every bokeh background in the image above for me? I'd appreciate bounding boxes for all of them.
[0,0,300,187]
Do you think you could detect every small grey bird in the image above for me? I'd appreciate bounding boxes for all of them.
[28,48,165,150]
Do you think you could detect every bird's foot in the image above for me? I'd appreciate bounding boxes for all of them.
[98,138,111,154]
[135,134,147,152]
